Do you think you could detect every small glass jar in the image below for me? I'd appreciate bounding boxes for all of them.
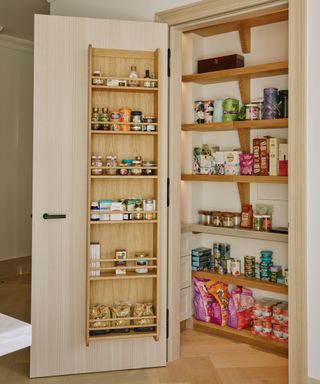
[131,111,142,123]
[212,211,222,227]
[142,161,156,175]
[222,212,234,228]
[92,70,104,85]
[262,214,272,232]
[105,155,117,175]
[150,74,157,88]
[253,214,263,231]
[143,199,155,220]
[119,163,129,176]
[135,252,149,273]
[100,107,109,122]
[134,200,143,220]
[142,116,157,132]
[233,213,241,228]
[131,157,142,175]
[91,155,103,175]
[109,110,121,131]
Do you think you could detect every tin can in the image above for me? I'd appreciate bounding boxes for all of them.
[213,99,223,122]
[263,88,279,119]
[219,243,226,258]
[245,104,260,120]
[204,100,214,123]
[282,326,289,340]
[253,319,263,333]
[262,321,272,336]
[231,259,241,277]
[223,98,239,122]
[194,100,205,124]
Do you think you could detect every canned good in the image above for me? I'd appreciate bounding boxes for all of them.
[231,259,241,277]
[223,98,239,122]
[253,319,263,333]
[253,303,263,318]
[245,104,260,120]
[204,100,214,123]
[262,321,272,335]
[194,100,205,124]
[282,326,289,340]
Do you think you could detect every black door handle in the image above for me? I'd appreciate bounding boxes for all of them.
[43,213,66,219]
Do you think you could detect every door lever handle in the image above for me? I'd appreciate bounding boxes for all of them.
[43,213,66,219]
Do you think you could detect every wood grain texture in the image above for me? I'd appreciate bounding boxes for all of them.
[181,174,288,183]
[182,61,288,84]
[31,15,168,378]
[182,223,288,243]
[288,0,308,383]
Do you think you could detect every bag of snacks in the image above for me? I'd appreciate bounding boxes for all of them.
[227,287,254,329]
[193,277,213,322]
[133,302,155,332]
[111,301,131,331]
[211,300,223,325]
[205,281,230,326]
[89,304,111,328]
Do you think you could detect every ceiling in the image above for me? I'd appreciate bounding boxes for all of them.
[0,0,50,41]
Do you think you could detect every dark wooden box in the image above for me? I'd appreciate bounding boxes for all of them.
[197,54,244,73]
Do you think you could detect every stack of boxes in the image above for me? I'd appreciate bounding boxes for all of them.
[191,247,212,271]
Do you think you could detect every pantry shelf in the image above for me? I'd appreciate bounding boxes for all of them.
[88,331,158,342]
[181,118,288,132]
[182,61,288,85]
[192,271,288,294]
[91,130,158,135]
[192,318,288,355]
[91,85,158,93]
[90,220,158,225]
[181,174,288,183]
[182,223,288,243]
[90,175,158,179]
[89,272,157,280]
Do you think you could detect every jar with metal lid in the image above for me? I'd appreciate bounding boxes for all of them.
[253,214,263,231]
[91,155,103,175]
[222,212,234,228]
[150,73,157,88]
[131,156,142,176]
[100,107,109,122]
[142,116,157,132]
[233,213,241,228]
[131,111,142,123]
[91,107,100,130]
[143,199,156,220]
[135,252,149,273]
[92,70,104,85]
[105,155,117,175]
[212,211,222,227]
[109,110,121,131]
[142,161,156,175]
[134,200,143,220]
[119,163,129,176]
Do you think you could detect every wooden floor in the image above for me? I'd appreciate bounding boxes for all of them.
[0,257,288,383]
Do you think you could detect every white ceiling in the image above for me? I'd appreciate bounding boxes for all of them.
[0,0,50,41]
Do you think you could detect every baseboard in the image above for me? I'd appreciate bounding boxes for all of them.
[309,377,320,384]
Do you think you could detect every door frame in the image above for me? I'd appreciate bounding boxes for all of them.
[158,1,307,383]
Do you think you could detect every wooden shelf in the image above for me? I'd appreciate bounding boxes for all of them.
[88,330,157,341]
[182,223,288,243]
[89,272,157,280]
[181,174,288,183]
[182,61,288,85]
[182,118,288,132]
[193,318,288,356]
[91,130,158,135]
[92,85,158,93]
[192,271,288,294]
[90,220,158,225]
[91,175,158,179]
[91,121,159,126]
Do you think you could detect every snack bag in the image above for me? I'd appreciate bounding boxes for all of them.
[227,286,254,329]
[193,277,213,322]
[205,281,230,326]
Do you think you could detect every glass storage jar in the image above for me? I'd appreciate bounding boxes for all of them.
[212,211,222,227]
[222,212,234,228]
[142,161,156,175]
[135,252,149,273]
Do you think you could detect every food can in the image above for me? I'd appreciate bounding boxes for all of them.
[223,98,239,122]
[253,319,263,333]
[262,321,273,335]
[253,302,263,318]
[282,326,289,340]
[245,104,260,120]
[194,100,205,124]
[213,99,224,122]
[231,259,241,277]
[273,324,283,338]
[219,243,226,258]
[204,100,214,123]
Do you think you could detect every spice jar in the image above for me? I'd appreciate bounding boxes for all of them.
[150,73,157,88]
[142,161,156,175]
[121,159,133,175]
[134,200,143,220]
[222,212,234,228]
[143,116,157,132]
[119,108,132,131]
[233,213,241,228]
[105,155,117,175]
[131,156,142,176]
[143,199,155,220]
[135,252,149,273]
[109,110,121,131]
[212,211,222,227]
[91,155,103,175]
[91,107,100,130]
[92,70,104,85]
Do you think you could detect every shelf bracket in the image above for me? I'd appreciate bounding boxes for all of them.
[238,77,250,104]
[238,25,251,54]
[237,128,250,153]
[237,182,250,206]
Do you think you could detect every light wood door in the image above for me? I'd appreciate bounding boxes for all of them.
[31,15,168,378]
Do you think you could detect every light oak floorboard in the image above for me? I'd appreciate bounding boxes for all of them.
[0,258,288,384]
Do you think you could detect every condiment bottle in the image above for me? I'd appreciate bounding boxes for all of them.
[143,69,151,88]
[128,65,139,87]
[150,73,157,88]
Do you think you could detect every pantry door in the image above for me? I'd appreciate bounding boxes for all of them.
[31,15,168,378]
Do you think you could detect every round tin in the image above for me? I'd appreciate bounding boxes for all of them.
[245,104,260,120]
[231,259,241,277]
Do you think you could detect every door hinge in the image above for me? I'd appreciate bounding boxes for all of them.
[167,177,170,207]
[167,48,171,77]
[166,308,169,338]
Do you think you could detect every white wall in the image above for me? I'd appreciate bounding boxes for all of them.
[307,0,320,380]
[50,0,200,21]
[0,35,33,261]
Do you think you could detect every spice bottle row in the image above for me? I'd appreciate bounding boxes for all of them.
[91,107,157,132]
[192,244,288,286]
[91,155,157,176]
[89,302,155,336]
[92,67,158,88]
[193,88,288,124]
[199,203,274,232]
[90,243,154,276]
[193,138,288,177]
[90,198,157,221]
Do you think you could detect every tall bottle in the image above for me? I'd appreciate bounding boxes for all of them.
[143,69,151,88]
[128,65,139,87]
